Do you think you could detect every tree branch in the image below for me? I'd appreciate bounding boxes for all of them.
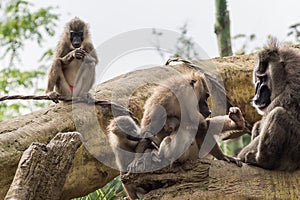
[1,52,288,199]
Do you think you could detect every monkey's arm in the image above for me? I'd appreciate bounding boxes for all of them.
[59,48,86,65]
[207,107,245,134]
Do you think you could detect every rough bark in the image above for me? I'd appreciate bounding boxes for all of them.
[5,132,82,200]
[0,53,266,199]
[123,159,300,200]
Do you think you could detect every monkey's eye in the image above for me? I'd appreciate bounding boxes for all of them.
[70,31,75,38]
[78,31,83,37]
[190,79,197,87]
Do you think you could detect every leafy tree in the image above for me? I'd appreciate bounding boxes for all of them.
[0,0,59,120]
[287,23,300,42]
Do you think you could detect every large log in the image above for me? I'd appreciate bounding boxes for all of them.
[0,54,262,199]
[123,159,300,200]
[5,132,82,200]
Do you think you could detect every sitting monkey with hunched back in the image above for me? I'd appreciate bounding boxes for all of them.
[108,72,245,199]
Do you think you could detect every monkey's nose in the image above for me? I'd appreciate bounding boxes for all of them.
[73,43,81,48]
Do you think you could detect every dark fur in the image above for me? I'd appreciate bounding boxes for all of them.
[238,38,300,171]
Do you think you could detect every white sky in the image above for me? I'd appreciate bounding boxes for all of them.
[17,0,300,82]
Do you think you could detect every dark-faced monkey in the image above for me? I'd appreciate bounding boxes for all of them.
[108,72,245,199]
[46,17,98,101]
[238,38,300,171]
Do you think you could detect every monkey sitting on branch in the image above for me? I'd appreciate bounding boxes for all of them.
[107,72,245,200]
[46,17,98,102]
[238,38,300,171]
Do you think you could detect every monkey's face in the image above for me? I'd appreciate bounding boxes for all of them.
[70,30,84,48]
[252,48,284,115]
[68,17,86,49]
[190,73,211,118]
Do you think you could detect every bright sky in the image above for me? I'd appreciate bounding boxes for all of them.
[20,0,300,83]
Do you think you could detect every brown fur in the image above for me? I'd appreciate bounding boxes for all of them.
[107,72,245,199]
[46,17,98,100]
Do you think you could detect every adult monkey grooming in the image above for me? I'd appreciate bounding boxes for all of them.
[46,17,98,101]
[108,72,245,199]
[238,38,300,171]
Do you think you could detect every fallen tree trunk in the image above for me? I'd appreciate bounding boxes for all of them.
[5,132,82,200]
[0,53,266,199]
[123,159,300,200]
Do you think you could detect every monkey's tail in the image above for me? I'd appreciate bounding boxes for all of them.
[0,94,138,122]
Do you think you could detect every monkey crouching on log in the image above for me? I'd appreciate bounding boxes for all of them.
[107,72,245,200]
[238,38,300,171]
[46,17,98,101]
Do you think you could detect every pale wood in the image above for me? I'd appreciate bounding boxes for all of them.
[3,52,298,199]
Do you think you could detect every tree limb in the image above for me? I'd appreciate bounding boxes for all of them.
[0,53,276,199]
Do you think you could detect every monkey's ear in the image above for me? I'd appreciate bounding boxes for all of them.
[190,79,197,87]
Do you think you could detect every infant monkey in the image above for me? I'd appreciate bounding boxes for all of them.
[108,72,245,200]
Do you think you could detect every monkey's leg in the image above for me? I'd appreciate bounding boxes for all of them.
[46,59,71,100]
[255,107,300,170]
[197,129,242,167]
[251,121,261,140]
[73,61,96,98]
[210,142,243,167]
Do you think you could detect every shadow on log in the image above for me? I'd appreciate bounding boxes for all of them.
[123,159,300,200]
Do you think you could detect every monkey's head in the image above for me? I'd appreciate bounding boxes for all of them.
[189,72,211,118]
[67,17,89,49]
[252,38,300,114]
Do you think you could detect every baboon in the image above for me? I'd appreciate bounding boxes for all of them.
[108,72,245,199]
[157,107,245,164]
[238,38,300,171]
[46,17,98,101]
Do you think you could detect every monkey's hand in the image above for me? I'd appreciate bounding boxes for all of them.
[46,91,60,103]
[73,48,87,60]
[229,107,245,129]
[223,155,243,167]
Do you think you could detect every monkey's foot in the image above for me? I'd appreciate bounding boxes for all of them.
[223,156,243,167]
[83,93,96,104]
[47,91,60,103]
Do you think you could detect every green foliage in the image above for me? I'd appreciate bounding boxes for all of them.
[287,23,300,42]
[0,0,59,121]
[232,33,258,55]
[152,23,200,60]
[0,0,59,62]
[73,176,126,200]
[174,23,200,60]
[0,67,48,120]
